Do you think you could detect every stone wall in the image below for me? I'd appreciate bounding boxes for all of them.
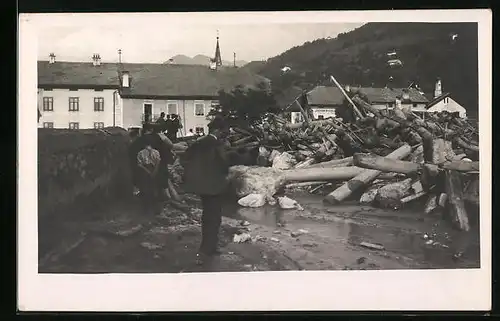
[38,127,133,219]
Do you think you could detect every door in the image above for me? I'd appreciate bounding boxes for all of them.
[144,103,152,123]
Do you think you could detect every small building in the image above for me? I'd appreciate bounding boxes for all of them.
[304,85,346,120]
[413,79,467,119]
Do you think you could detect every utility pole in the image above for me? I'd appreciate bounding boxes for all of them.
[233,52,236,68]
[118,49,122,64]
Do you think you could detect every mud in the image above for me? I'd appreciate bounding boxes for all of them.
[39,191,480,273]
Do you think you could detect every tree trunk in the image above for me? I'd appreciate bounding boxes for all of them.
[353,153,422,175]
[324,143,412,205]
[305,156,353,169]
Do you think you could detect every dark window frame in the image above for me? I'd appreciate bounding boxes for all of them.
[68,97,79,111]
[94,122,105,129]
[69,122,79,129]
[194,103,205,116]
[94,97,105,111]
[42,97,53,111]
[43,122,53,128]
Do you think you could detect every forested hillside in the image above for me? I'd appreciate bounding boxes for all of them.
[243,23,479,118]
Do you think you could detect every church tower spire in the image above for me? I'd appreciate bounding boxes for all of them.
[211,30,222,69]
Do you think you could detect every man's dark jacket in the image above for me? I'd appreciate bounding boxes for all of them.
[181,135,239,196]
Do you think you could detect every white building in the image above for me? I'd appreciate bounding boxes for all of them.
[421,79,468,118]
[38,54,123,129]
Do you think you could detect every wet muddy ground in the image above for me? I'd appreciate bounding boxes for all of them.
[38,191,480,273]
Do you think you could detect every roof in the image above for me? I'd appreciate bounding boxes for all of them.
[275,86,305,110]
[38,61,269,98]
[426,92,451,109]
[354,87,429,104]
[306,86,345,106]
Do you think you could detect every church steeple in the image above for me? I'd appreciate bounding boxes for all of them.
[210,30,223,70]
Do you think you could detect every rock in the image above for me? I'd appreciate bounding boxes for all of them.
[356,257,367,264]
[233,233,252,243]
[273,230,281,234]
[270,237,280,242]
[291,229,309,237]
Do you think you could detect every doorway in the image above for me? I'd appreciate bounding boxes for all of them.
[143,103,152,123]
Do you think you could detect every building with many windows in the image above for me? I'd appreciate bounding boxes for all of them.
[37,36,270,134]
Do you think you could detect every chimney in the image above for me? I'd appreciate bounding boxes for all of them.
[92,53,101,66]
[121,71,130,88]
[434,78,442,98]
[49,53,56,64]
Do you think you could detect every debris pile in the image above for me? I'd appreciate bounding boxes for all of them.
[223,93,479,231]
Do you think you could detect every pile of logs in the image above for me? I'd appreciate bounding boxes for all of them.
[222,91,479,232]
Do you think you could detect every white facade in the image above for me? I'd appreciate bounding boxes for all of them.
[121,98,216,136]
[426,96,467,118]
[312,107,336,120]
[38,88,123,129]
[290,112,304,124]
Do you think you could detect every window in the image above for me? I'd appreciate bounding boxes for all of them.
[195,127,205,135]
[388,103,394,108]
[413,103,418,108]
[43,122,53,128]
[42,97,53,111]
[68,97,79,111]
[69,88,78,91]
[94,88,104,92]
[94,97,104,111]
[94,122,104,129]
[195,103,205,116]
[45,88,53,91]
[317,115,325,120]
[69,122,79,130]
[444,97,449,104]
[167,103,177,115]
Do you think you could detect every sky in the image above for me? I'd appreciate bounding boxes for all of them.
[33,13,363,63]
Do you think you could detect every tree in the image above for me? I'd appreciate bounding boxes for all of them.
[209,82,280,126]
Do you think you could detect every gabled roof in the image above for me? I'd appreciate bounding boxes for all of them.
[425,92,451,109]
[37,61,269,98]
[354,87,429,104]
[276,86,305,110]
[306,86,345,106]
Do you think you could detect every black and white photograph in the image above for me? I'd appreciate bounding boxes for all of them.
[18,10,491,311]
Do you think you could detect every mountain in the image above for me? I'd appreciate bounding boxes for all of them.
[165,54,248,67]
[242,22,479,118]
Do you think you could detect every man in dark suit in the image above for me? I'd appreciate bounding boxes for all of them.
[181,116,240,264]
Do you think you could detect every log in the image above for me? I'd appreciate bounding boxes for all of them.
[444,170,470,231]
[286,119,333,130]
[455,137,479,152]
[359,183,384,205]
[431,139,455,164]
[283,167,367,182]
[294,158,316,169]
[400,191,427,204]
[329,75,364,119]
[305,157,353,169]
[285,181,329,188]
[324,143,412,204]
[438,193,448,208]
[353,153,422,175]
[442,160,480,172]
[374,178,413,209]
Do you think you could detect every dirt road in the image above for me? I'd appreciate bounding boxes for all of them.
[39,192,480,273]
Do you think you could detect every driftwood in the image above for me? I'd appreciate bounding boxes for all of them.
[444,170,470,231]
[324,144,412,205]
[374,178,413,209]
[305,157,353,169]
[353,153,421,175]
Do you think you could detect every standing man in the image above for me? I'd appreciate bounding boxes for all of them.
[156,112,167,133]
[165,114,174,140]
[180,116,241,265]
